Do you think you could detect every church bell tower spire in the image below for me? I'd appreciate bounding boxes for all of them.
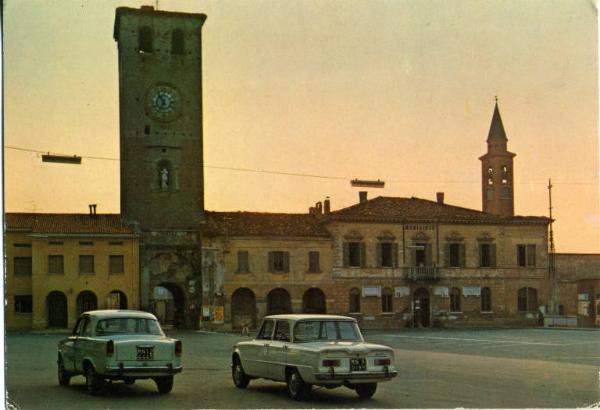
[479,99,516,216]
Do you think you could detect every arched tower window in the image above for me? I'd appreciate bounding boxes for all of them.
[487,167,494,185]
[171,29,185,54]
[139,26,153,53]
[502,165,509,185]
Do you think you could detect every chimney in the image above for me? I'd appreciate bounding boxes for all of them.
[436,192,444,205]
[316,202,322,214]
[359,191,368,204]
[141,5,155,11]
[324,197,331,214]
[89,204,97,216]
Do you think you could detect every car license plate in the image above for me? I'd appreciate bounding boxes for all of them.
[136,346,154,360]
[350,358,366,372]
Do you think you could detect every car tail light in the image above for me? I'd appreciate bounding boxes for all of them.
[375,358,391,366]
[175,340,182,357]
[106,340,114,356]
[322,359,341,367]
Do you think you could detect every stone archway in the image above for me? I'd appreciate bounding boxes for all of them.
[47,291,68,328]
[76,290,98,316]
[302,288,326,314]
[267,288,292,315]
[231,288,257,329]
[151,282,186,328]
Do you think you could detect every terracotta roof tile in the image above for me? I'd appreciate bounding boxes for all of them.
[203,211,329,237]
[5,213,134,234]
[328,196,549,224]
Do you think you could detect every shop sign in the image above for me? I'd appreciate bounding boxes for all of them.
[362,286,381,297]
[434,287,449,297]
[395,287,410,297]
[463,286,481,297]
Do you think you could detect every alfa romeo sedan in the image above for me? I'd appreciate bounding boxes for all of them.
[231,314,397,400]
[57,310,182,395]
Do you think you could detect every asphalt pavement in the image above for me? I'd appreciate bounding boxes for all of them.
[5,327,600,409]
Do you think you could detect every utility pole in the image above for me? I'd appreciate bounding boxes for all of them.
[548,178,558,315]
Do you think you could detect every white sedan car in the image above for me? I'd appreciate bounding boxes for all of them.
[231,314,397,400]
[57,310,182,395]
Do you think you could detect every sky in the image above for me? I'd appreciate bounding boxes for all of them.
[3,0,599,253]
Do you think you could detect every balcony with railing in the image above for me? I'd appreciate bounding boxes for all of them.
[404,266,441,282]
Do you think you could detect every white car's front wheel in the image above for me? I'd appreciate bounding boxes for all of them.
[57,357,70,386]
[232,357,250,388]
[286,369,311,400]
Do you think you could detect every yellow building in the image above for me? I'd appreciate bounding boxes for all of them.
[5,211,140,330]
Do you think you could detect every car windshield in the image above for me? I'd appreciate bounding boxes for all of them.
[95,317,164,336]
[293,320,361,343]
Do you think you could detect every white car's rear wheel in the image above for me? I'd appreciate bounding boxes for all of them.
[85,365,103,395]
[154,376,174,394]
[286,369,311,400]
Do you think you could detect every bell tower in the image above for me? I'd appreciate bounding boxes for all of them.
[114,6,207,328]
[114,6,206,230]
[479,100,516,216]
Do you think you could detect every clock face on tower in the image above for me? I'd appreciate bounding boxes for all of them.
[146,84,182,122]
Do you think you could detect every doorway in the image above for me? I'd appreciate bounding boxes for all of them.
[413,288,430,328]
[47,291,68,328]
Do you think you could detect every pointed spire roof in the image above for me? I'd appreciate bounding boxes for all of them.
[487,101,507,142]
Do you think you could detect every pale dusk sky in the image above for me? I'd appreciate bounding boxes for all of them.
[3,0,599,253]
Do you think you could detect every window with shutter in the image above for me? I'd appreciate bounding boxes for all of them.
[347,242,361,267]
[14,295,33,313]
[269,251,288,273]
[109,255,124,274]
[380,243,393,267]
[308,251,320,273]
[79,255,95,275]
[14,257,32,276]
[449,243,460,267]
[48,255,64,274]
[237,251,250,273]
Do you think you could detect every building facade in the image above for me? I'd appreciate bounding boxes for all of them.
[203,195,551,330]
[555,253,600,327]
[5,211,139,330]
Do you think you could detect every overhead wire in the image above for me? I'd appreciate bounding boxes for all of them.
[4,144,598,186]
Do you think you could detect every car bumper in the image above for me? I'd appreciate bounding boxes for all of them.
[314,368,398,383]
[104,363,183,378]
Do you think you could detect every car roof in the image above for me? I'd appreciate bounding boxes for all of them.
[263,314,357,322]
[82,310,157,320]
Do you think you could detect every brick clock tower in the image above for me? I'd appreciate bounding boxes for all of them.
[114,6,207,328]
[479,101,516,216]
